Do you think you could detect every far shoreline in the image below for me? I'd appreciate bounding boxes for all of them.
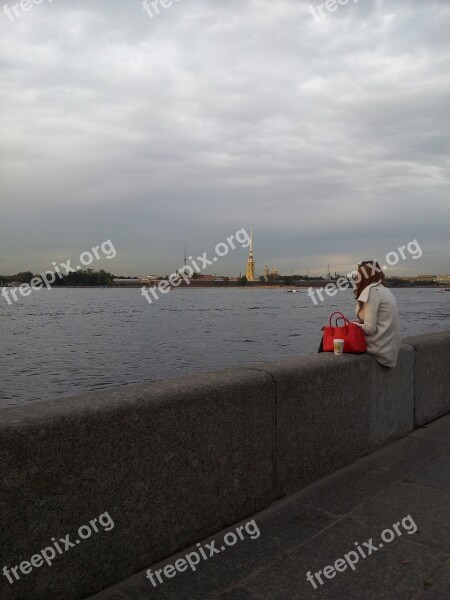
[44,284,447,290]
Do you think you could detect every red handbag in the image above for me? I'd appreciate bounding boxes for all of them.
[322,311,367,354]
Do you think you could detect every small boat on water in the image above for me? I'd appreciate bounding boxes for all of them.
[286,289,301,293]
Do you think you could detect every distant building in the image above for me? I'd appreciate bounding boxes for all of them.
[196,274,215,281]
[262,265,278,281]
[138,275,160,284]
[112,278,140,286]
[435,274,450,284]
[245,227,256,281]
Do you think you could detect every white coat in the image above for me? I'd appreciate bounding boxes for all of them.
[354,281,401,368]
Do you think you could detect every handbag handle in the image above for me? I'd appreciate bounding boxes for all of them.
[329,311,350,327]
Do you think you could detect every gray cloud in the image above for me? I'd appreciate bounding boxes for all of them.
[0,0,449,277]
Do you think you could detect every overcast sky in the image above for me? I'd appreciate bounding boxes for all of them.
[1,0,449,277]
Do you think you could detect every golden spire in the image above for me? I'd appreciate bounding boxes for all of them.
[245,227,256,281]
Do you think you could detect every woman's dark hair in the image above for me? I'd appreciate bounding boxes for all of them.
[354,260,386,307]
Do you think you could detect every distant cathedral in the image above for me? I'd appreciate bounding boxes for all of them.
[245,227,256,281]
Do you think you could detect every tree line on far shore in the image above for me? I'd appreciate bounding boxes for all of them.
[1,271,439,288]
[0,269,114,286]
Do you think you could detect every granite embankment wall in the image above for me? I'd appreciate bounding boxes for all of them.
[1,330,449,600]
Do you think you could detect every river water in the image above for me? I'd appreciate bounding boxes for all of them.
[1,287,449,407]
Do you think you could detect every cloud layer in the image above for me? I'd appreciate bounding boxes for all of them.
[1,0,449,276]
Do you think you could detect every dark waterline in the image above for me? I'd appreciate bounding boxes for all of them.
[1,287,449,407]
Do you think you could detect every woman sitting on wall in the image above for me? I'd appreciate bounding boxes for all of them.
[353,260,401,368]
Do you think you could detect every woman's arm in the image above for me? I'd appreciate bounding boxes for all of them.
[356,289,380,336]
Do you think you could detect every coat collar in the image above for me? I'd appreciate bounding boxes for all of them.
[357,280,382,302]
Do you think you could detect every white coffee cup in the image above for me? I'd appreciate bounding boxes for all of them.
[333,339,344,355]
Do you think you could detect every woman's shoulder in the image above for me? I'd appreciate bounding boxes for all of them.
[375,284,396,301]
[366,283,382,299]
